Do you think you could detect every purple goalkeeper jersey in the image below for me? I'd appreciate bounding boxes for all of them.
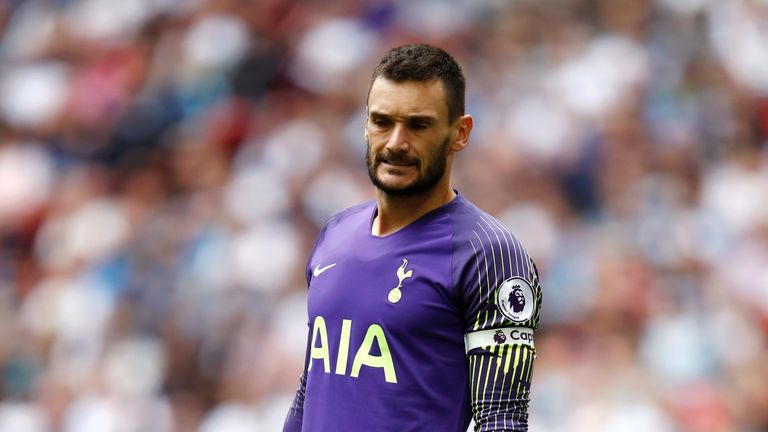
[285,193,542,432]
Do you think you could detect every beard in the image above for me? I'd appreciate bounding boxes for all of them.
[366,136,451,197]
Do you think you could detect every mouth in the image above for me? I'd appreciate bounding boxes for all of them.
[381,160,416,168]
[378,155,419,169]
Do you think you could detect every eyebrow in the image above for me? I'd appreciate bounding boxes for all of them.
[368,111,438,123]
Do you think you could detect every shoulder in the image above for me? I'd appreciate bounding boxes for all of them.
[310,200,374,252]
[448,194,536,290]
[305,201,375,283]
[321,200,375,233]
[449,195,542,329]
[448,195,529,261]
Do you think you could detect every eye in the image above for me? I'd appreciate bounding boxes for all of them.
[408,121,428,130]
[407,118,433,131]
[371,116,392,128]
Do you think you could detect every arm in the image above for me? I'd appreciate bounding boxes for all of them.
[284,221,333,431]
[283,326,311,432]
[459,220,543,431]
[467,335,536,431]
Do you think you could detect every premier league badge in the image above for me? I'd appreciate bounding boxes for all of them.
[493,330,507,344]
[496,277,535,323]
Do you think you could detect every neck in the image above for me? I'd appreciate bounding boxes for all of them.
[372,182,456,236]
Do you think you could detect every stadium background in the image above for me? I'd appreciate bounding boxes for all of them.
[0,0,766,430]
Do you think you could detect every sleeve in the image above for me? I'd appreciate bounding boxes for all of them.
[283,219,334,431]
[283,325,311,432]
[458,218,543,432]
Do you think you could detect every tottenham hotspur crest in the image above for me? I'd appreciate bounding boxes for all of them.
[496,277,535,322]
[387,259,413,304]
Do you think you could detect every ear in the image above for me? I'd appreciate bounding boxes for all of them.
[364,106,369,140]
[451,114,473,153]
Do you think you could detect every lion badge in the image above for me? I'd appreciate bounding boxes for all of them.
[496,277,535,322]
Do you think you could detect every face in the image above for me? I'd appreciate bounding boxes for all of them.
[365,77,468,197]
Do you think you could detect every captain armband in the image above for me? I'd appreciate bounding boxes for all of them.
[464,326,534,354]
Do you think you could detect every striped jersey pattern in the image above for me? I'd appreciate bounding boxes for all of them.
[454,200,542,431]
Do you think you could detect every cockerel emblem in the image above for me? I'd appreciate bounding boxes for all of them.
[387,259,413,304]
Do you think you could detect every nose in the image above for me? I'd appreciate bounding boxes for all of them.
[385,123,410,153]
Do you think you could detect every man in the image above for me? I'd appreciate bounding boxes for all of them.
[284,44,542,432]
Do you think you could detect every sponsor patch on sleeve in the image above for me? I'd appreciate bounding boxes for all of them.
[496,277,536,323]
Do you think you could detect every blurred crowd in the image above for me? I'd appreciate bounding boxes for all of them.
[0,0,766,430]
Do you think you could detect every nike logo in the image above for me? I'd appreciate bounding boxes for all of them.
[313,263,337,277]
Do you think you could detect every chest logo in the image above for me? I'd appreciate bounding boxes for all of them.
[313,263,337,277]
[387,259,413,304]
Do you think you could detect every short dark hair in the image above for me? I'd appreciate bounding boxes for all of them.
[368,44,466,123]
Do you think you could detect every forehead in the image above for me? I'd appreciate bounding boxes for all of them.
[367,77,449,121]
